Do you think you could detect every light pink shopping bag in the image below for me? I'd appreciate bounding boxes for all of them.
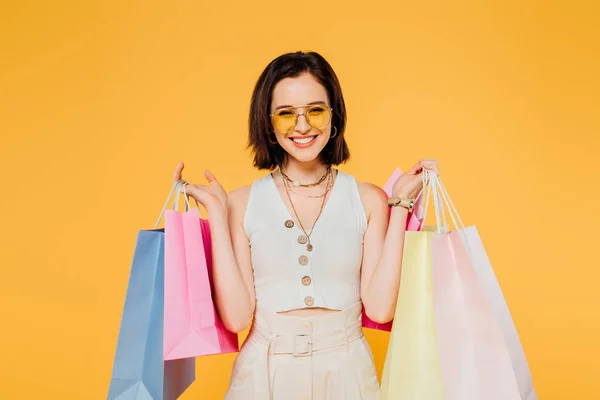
[428,173,526,400]
[362,168,425,331]
[431,231,521,400]
[163,184,238,361]
[460,227,538,400]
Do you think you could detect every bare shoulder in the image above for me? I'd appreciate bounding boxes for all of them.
[355,180,388,220]
[228,185,252,203]
[356,180,388,206]
[227,185,252,213]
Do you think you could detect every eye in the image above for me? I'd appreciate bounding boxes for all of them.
[308,106,327,114]
[276,110,295,117]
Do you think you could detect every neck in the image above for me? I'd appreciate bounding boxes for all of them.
[280,157,330,182]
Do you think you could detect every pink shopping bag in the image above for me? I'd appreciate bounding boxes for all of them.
[432,177,537,400]
[163,182,238,361]
[362,168,425,331]
[428,172,526,400]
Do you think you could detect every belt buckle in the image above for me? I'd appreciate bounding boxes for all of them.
[293,333,313,357]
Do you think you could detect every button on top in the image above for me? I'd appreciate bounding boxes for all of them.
[298,255,309,265]
[298,235,308,244]
[304,296,314,306]
[285,220,295,228]
[301,276,312,286]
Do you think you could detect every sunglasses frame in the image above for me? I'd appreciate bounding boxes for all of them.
[270,104,334,134]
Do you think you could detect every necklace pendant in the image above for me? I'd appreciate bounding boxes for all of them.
[293,180,301,187]
[306,244,313,252]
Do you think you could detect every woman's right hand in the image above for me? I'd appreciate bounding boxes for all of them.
[173,161,229,218]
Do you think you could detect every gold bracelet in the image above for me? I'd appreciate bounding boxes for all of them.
[387,197,416,213]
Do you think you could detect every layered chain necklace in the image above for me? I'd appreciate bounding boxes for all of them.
[281,165,331,188]
[286,172,334,198]
[281,167,335,252]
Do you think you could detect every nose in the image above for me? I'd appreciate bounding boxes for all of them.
[295,113,311,134]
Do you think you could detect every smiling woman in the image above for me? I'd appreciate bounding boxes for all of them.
[174,51,439,399]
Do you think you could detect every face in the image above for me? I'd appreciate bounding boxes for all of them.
[270,73,333,164]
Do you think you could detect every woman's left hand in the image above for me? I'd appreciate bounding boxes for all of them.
[391,159,440,199]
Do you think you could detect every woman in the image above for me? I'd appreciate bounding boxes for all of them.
[174,51,439,399]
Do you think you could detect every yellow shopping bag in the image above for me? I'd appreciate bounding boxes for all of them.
[379,227,444,400]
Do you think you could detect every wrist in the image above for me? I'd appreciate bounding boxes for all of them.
[206,207,228,224]
[390,204,410,216]
[388,196,416,213]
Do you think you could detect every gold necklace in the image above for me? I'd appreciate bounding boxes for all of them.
[285,172,333,198]
[282,168,335,252]
[280,165,331,188]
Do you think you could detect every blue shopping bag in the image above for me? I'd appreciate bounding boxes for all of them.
[107,227,195,400]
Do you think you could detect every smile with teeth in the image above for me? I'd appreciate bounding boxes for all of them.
[290,135,317,144]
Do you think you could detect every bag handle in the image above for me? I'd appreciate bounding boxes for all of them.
[154,180,184,229]
[436,175,465,231]
[418,170,465,234]
[153,180,203,229]
[180,181,203,218]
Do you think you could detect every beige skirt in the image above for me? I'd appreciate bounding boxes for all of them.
[224,302,380,400]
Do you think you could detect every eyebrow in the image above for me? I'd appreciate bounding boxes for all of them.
[273,101,328,111]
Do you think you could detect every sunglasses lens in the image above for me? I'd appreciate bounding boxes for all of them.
[272,109,297,133]
[306,106,332,129]
[271,105,332,133]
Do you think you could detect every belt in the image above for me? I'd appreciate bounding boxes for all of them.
[250,306,364,399]
[268,321,364,357]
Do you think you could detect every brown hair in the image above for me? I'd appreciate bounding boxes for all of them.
[247,51,350,170]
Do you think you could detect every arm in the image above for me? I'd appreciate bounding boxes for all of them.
[209,186,256,333]
[358,182,409,323]
[359,159,440,323]
[176,162,255,333]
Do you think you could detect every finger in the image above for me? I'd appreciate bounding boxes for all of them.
[204,170,223,188]
[186,183,208,193]
[422,161,440,175]
[413,159,439,175]
[408,160,425,174]
[423,167,440,176]
[184,184,211,203]
[173,161,185,182]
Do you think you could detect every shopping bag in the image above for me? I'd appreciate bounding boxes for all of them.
[429,173,523,399]
[362,168,425,331]
[380,171,534,400]
[379,226,444,399]
[108,181,196,399]
[163,182,239,361]
[434,178,538,400]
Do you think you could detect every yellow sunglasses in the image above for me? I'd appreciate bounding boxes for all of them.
[270,104,333,134]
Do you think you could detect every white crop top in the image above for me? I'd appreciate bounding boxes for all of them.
[243,169,367,312]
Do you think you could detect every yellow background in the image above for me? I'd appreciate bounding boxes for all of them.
[1,0,598,398]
